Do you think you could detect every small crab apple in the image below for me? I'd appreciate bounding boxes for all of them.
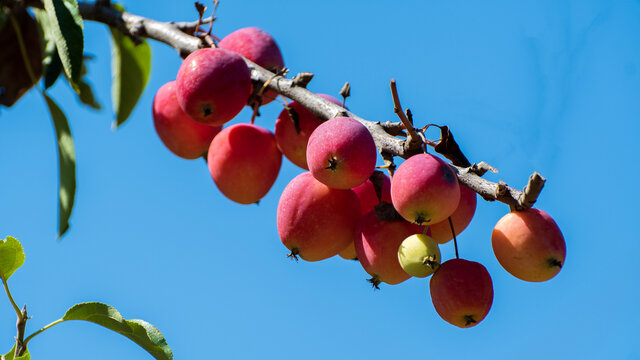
[152,81,221,159]
[274,94,341,170]
[430,259,493,328]
[491,208,566,282]
[339,172,392,261]
[354,207,424,288]
[352,172,392,214]
[391,153,460,225]
[306,117,377,189]
[219,27,284,105]
[398,234,441,278]
[338,242,357,261]
[429,184,477,244]
[277,172,360,261]
[207,124,281,204]
[176,48,252,125]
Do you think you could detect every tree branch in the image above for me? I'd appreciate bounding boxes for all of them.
[67,1,543,209]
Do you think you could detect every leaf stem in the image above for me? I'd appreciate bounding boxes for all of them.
[2,279,23,320]
[23,318,64,346]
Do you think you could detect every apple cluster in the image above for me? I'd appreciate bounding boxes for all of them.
[151,26,567,328]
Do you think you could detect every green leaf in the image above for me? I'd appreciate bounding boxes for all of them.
[35,9,63,89]
[42,0,83,89]
[75,60,101,110]
[63,302,173,360]
[0,236,25,282]
[44,94,76,239]
[110,27,151,128]
[2,344,31,360]
[77,78,101,109]
[43,43,63,89]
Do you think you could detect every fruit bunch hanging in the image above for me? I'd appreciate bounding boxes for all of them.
[152,11,566,329]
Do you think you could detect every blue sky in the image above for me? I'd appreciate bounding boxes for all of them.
[1,0,638,359]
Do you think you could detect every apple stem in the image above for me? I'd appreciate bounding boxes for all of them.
[287,248,299,261]
[367,276,381,290]
[448,217,459,259]
[250,101,259,124]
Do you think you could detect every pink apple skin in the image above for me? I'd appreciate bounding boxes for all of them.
[430,259,493,328]
[354,211,424,286]
[274,94,341,170]
[207,124,281,204]
[338,174,392,261]
[176,48,252,125]
[277,172,360,261]
[429,184,477,244]
[491,208,566,282]
[219,27,284,105]
[352,173,392,214]
[152,81,222,159]
[306,117,377,189]
[391,154,460,225]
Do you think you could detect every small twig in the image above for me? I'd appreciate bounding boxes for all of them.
[469,161,498,176]
[390,79,420,146]
[518,172,546,210]
[340,81,350,107]
[172,16,214,34]
[291,72,314,88]
[380,152,396,178]
[207,0,219,35]
[15,305,28,357]
[193,2,206,37]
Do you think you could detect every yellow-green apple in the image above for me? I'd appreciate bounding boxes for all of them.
[398,234,441,278]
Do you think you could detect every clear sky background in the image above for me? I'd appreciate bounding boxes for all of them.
[1,0,638,359]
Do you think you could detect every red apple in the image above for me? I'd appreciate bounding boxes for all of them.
[274,94,341,169]
[219,27,284,105]
[354,210,424,288]
[430,259,493,328]
[429,184,477,244]
[306,117,377,189]
[339,172,392,261]
[338,242,357,261]
[491,208,565,282]
[176,48,251,125]
[277,172,360,261]
[152,81,221,159]
[207,124,281,204]
[352,172,392,214]
[391,153,460,225]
